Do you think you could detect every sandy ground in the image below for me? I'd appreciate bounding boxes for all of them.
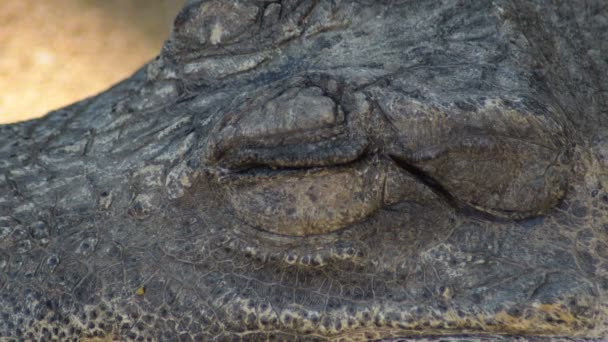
[0,0,186,124]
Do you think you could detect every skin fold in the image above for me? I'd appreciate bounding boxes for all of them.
[1,0,607,340]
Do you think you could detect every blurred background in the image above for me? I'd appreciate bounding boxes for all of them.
[0,0,187,124]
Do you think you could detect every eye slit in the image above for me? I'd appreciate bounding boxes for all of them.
[217,135,369,173]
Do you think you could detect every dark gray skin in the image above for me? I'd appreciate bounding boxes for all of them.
[1,0,608,341]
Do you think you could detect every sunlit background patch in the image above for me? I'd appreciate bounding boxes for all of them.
[0,0,186,124]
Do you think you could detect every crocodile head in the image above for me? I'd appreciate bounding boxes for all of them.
[1,1,607,340]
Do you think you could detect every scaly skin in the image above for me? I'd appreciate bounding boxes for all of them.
[1,1,607,341]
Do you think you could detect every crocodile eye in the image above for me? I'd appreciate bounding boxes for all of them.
[204,85,382,237]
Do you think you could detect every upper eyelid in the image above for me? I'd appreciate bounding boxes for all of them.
[205,86,351,164]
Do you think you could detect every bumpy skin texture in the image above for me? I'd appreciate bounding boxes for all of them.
[1,0,608,341]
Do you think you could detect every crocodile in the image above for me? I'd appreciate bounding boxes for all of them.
[1,0,607,341]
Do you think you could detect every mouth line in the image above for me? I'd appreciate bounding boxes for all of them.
[214,291,596,340]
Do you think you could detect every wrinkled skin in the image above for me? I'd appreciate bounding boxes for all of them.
[1,0,608,341]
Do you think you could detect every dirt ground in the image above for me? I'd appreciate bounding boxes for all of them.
[0,0,186,124]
